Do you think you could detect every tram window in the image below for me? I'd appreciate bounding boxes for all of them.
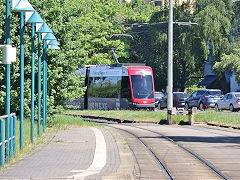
[131,75,154,99]
[88,76,121,98]
[121,76,131,99]
[88,77,93,96]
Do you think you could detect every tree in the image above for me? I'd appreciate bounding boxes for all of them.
[194,0,233,61]
[213,1,240,84]
[0,0,157,116]
[128,2,204,92]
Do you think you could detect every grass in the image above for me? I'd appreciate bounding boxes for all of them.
[66,110,167,122]
[2,114,98,170]
[195,110,240,127]
[65,109,240,127]
[49,114,100,128]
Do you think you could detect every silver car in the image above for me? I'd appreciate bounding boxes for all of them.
[215,92,240,112]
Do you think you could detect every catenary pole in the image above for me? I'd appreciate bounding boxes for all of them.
[167,0,173,125]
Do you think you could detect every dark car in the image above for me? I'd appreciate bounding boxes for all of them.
[155,91,164,107]
[157,92,189,110]
[185,89,223,110]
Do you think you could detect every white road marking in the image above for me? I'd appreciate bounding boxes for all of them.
[71,127,107,180]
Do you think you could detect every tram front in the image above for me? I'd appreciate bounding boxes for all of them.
[127,66,155,110]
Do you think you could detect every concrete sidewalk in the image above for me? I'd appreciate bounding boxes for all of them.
[0,127,136,180]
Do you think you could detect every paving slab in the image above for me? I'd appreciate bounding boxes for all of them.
[0,127,130,180]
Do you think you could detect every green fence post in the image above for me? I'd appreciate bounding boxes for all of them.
[5,116,9,163]
[13,116,16,157]
[0,119,4,167]
[10,117,13,159]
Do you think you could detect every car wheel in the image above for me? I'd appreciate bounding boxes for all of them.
[230,104,234,112]
[158,102,162,110]
[185,103,189,110]
[199,102,204,111]
[215,104,219,112]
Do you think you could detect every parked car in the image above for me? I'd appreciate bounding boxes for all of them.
[158,92,189,110]
[215,92,240,112]
[185,89,223,110]
[155,91,164,107]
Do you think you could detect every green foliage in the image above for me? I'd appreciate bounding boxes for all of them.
[0,0,156,117]
[214,48,240,83]
[1,0,238,118]
[194,0,233,60]
[212,2,240,84]
[128,2,204,91]
[185,85,205,95]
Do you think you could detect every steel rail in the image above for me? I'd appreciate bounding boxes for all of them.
[102,123,174,180]
[135,126,230,180]
[138,137,173,180]
[69,114,230,180]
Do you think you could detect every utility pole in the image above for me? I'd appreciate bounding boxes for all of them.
[167,0,173,125]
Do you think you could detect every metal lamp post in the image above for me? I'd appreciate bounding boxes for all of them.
[5,0,11,164]
[37,25,53,132]
[42,33,56,131]
[12,0,34,149]
[26,11,44,143]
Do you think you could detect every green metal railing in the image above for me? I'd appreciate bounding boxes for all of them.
[0,113,17,167]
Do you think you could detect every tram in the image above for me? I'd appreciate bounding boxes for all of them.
[67,63,155,110]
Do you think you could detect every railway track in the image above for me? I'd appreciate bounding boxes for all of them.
[77,115,239,179]
[106,124,229,180]
[180,125,240,136]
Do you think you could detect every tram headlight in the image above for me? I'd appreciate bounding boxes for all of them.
[132,102,139,105]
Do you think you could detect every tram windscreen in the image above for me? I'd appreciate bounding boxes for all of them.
[131,75,154,99]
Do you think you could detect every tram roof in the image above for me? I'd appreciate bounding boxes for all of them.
[81,63,146,68]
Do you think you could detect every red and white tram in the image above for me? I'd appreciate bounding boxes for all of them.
[68,63,155,110]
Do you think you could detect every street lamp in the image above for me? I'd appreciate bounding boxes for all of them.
[26,10,44,143]
[37,25,53,132]
[48,39,60,46]
[36,23,53,133]
[48,39,60,50]
[12,0,34,151]
[48,45,60,49]
[42,33,56,131]
[167,1,197,125]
